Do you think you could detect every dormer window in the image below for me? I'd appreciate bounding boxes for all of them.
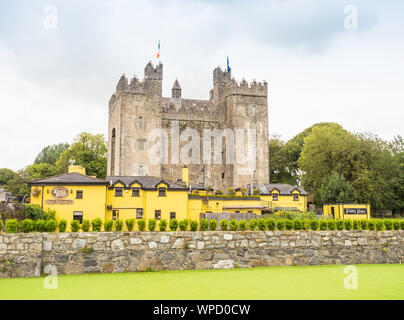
[132,188,140,197]
[272,193,278,201]
[115,187,123,197]
[158,187,166,197]
[293,194,299,201]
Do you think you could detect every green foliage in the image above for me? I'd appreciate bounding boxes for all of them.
[159,219,168,232]
[239,219,247,231]
[179,219,189,231]
[227,187,235,196]
[353,220,360,230]
[360,219,368,230]
[257,218,266,231]
[91,218,103,232]
[253,188,261,195]
[229,219,238,231]
[5,219,18,233]
[266,218,276,230]
[45,219,58,232]
[219,219,228,231]
[401,220,404,230]
[293,219,302,230]
[104,220,113,231]
[310,220,319,230]
[70,220,80,232]
[4,170,30,196]
[148,219,156,232]
[276,219,285,230]
[190,220,198,231]
[35,219,47,232]
[200,219,209,231]
[344,220,353,230]
[209,219,217,231]
[319,173,356,205]
[336,220,344,230]
[301,219,309,230]
[392,220,400,230]
[0,219,3,231]
[275,211,317,220]
[367,220,376,230]
[34,143,69,165]
[285,220,293,230]
[0,168,17,186]
[248,219,257,231]
[58,219,67,232]
[81,220,91,232]
[125,218,135,231]
[169,219,178,231]
[384,220,393,230]
[115,219,123,231]
[319,220,328,231]
[20,219,35,233]
[137,219,146,232]
[327,220,336,230]
[268,135,296,184]
[375,219,384,231]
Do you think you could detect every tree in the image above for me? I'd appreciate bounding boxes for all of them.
[56,132,107,178]
[268,135,296,184]
[0,168,17,186]
[34,143,69,165]
[5,170,30,196]
[319,173,356,205]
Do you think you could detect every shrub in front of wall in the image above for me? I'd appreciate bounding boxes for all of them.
[392,220,400,230]
[310,219,319,231]
[104,220,113,232]
[258,218,266,231]
[125,218,135,231]
[266,218,276,231]
[200,219,209,231]
[344,220,353,230]
[159,219,168,232]
[169,219,178,231]
[383,219,393,230]
[327,220,336,230]
[360,219,368,230]
[276,219,285,231]
[5,219,19,233]
[319,220,328,231]
[230,219,239,231]
[179,219,189,231]
[352,220,360,230]
[71,220,80,232]
[400,220,404,230]
[81,220,91,232]
[375,219,384,231]
[115,219,124,232]
[285,220,293,230]
[58,219,67,232]
[209,219,218,231]
[190,220,198,231]
[0,219,3,232]
[239,219,247,231]
[91,218,103,232]
[301,219,309,230]
[293,219,302,230]
[367,219,376,230]
[336,220,344,230]
[220,219,229,231]
[137,219,146,232]
[20,219,35,233]
[148,219,157,232]
[35,219,47,232]
[45,219,58,232]
[248,218,257,231]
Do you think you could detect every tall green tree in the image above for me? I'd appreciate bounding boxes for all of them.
[268,135,296,184]
[34,143,69,165]
[0,168,17,186]
[319,173,356,205]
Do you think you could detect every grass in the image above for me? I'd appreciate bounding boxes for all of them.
[0,264,403,300]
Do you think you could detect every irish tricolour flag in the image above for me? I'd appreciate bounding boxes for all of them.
[157,41,160,59]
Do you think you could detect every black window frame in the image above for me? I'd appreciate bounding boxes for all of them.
[155,210,161,220]
[76,190,83,199]
[170,212,176,220]
[272,193,278,201]
[136,208,143,219]
[112,210,119,221]
[132,187,140,197]
[115,187,123,197]
[293,194,299,201]
[158,187,166,197]
[73,211,83,224]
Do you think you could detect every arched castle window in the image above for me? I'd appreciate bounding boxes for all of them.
[111,128,116,176]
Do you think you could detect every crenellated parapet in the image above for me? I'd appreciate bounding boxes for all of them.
[226,77,268,97]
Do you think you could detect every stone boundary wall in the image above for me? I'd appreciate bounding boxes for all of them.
[1,230,403,278]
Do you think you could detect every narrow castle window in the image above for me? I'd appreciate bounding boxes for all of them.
[138,116,143,129]
[137,139,145,151]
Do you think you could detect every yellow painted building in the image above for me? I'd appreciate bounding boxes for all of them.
[323,204,370,220]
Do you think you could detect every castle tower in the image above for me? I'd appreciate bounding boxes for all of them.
[172,79,181,99]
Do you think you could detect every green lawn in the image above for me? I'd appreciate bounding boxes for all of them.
[0,264,403,300]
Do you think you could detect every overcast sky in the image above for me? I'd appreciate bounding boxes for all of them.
[0,0,403,171]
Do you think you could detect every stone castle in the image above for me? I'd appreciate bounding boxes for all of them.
[107,61,269,191]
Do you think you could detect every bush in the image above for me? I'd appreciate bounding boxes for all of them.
[137,219,146,231]
[148,219,157,232]
[310,220,319,230]
[220,219,228,231]
[169,219,178,231]
[319,220,328,231]
[368,219,376,230]
[276,219,285,230]
[45,219,58,232]
[301,220,309,230]
[393,220,400,230]
[249,219,257,231]
[209,219,217,231]
[230,219,239,231]
[91,218,103,232]
[384,219,393,230]
[360,219,368,230]
[115,219,124,231]
[375,219,384,231]
[126,218,135,231]
[257,218,266,231]
[239,219,247,231]
[401,220,404,230]
[336,220,344,230]
[0,219,2,232]
[159,219,168,231]
[71,220,80,232]
[353,220,360,230]
[20,219,35,233]
[190,220,198,231]
[344,220,353,230]
[266,218,276,230]
[293,220,302,230]
[23,203,46,221]
[35,219,47,232]
[285,220,293,230]
[200,219,209,231]
[5,219,19,233]
[327,220,336,230]
[179,219,189,231]
[104,219,113,231]
[58,219,67,232]
[81,220,91,232]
